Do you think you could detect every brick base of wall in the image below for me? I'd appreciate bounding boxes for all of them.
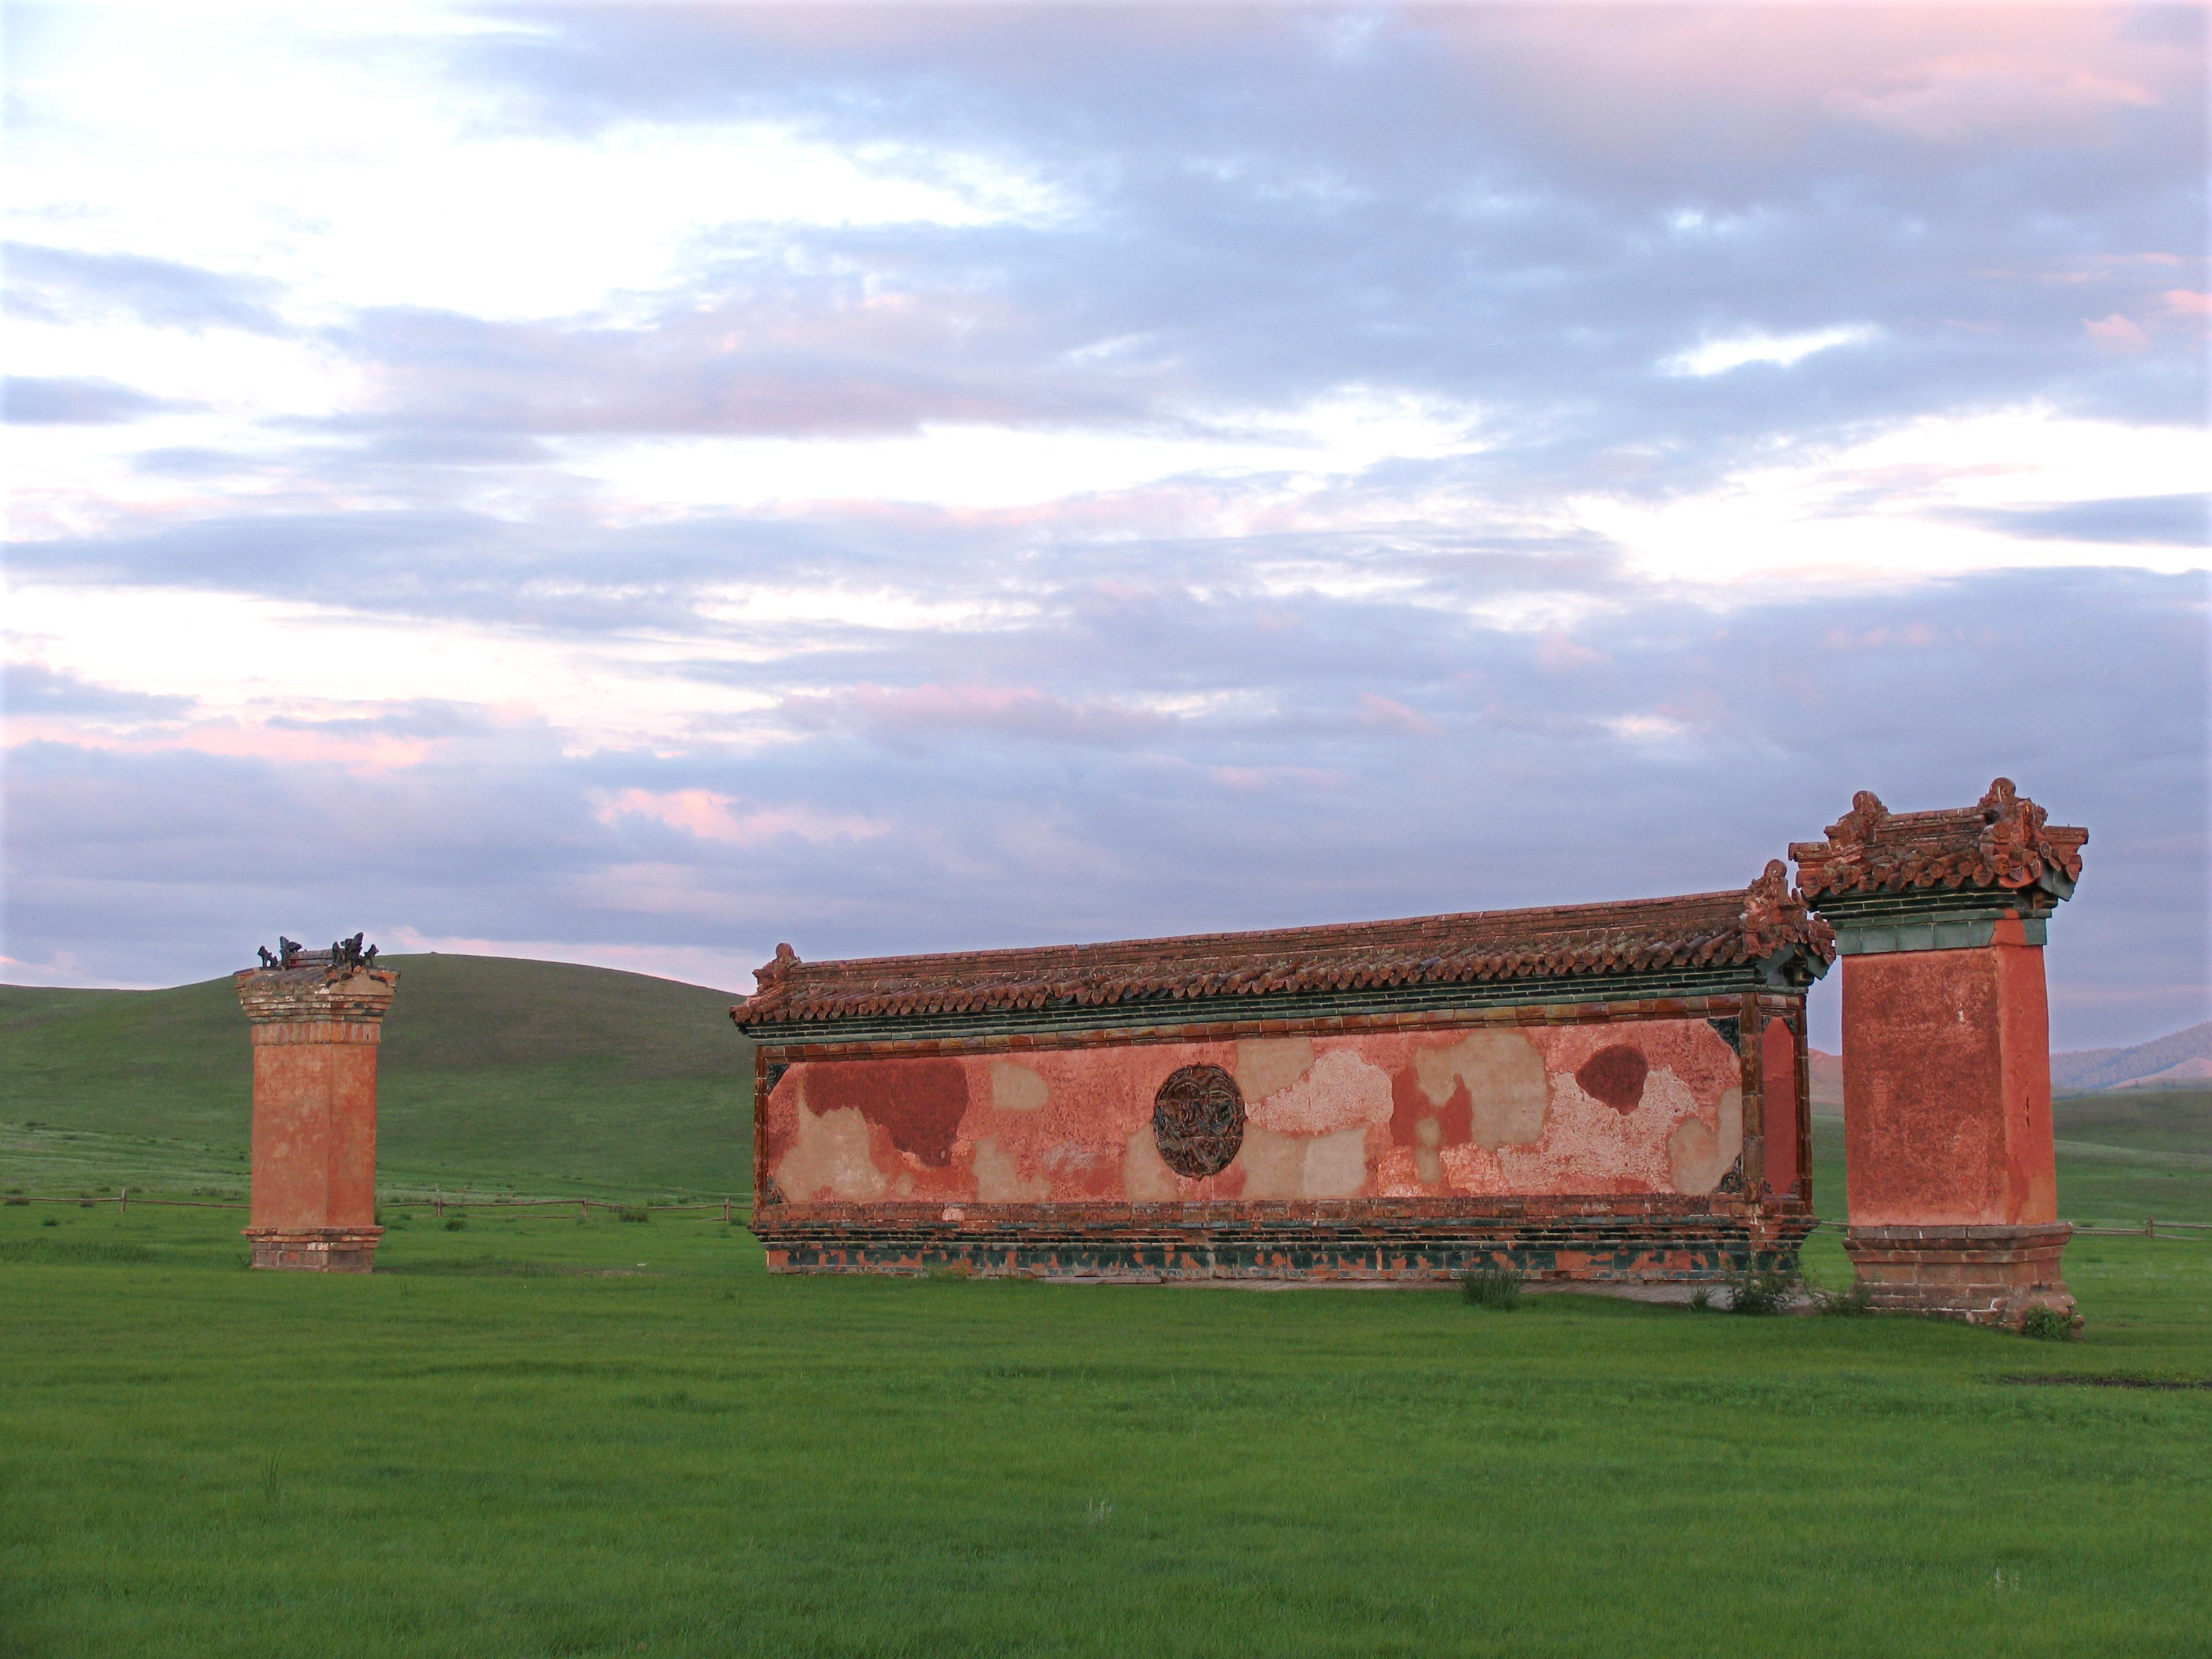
[753,1200,1814,1283]
[1844,1222,2076,1328]
[244,1225,383,1272]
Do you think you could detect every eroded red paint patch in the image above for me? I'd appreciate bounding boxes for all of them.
[1388,1065,1428,1146]
[1576,1044,1649,1113]
[1434,1076,1474,1145]
[807,1057,970,1166]
[1760,1017,1800,1197]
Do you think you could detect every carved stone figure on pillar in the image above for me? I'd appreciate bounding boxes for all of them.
[1792,779,2087,1328]
[235,936,400,1271]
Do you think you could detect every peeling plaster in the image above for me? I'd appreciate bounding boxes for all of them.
[972,1135,1049,1201]
[990,1059,1051,1113]
[1415,1030,1549,1148]
[1235,1036,1315,1102]
[1249,1047,1393,1135]
[1668,1084,1744,1194]
[774,1103,889,1202]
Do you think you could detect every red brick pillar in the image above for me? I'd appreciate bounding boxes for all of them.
[236,940,398,1272]
[1792,781,2086,1328]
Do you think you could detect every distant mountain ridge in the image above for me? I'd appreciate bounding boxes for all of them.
[1810,1022,2212,1108]
[2051,1022,2212,1093]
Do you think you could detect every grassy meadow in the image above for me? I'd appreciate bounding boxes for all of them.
[3,962,2209,1656]
[0,955,753,1198]
[4,1198,2210,1659]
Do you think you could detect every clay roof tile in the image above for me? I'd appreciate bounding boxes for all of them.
[730,862,1834,1030]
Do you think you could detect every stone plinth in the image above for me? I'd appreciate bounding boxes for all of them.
[1842,1222,2073,1325]
[235,956,398,1272]
[1793,779,2086,1329]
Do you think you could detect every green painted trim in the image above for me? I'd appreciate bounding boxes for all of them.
[1836,913,2048,956]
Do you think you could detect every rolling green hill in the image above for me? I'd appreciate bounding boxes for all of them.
[0,955,754,1197]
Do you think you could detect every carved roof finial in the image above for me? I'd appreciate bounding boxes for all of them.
[1826,789,1889,848]
[748,942,802,1004]
[1792,780,2084,901]
[1739,858,1835,964]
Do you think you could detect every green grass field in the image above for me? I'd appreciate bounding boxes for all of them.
[5,965,2209,1656]
[3,1198,2209,1659]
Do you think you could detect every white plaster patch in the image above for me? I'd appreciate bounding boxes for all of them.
[1497,1063,1698,1193]
[1668,1084,1744,1194]
[1299,1128,1371,1198]
[1235,1036,1314,1102]
[1440,1141,1509,1194]
[1123,1125,1181,1201]
[989,1060,1050,1113]
[971,1136,1048,1202]
[1232,1125,1306,1199]
[1250,1047,1393,1135]
[1416,1029,1550,1147]
[773,1104,887,1202]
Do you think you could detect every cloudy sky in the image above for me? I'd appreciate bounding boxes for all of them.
[4,2,2206,1047]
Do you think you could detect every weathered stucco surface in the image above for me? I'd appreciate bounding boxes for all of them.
[1841,920,2058,1229]
[249,1037,382,1230]
[764,1018,1746,1207]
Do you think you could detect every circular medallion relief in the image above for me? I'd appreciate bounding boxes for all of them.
[1152,1063,1246,1178]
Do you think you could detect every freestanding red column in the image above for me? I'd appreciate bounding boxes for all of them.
[236,938,398,1272]
[1792,781,2085,1327]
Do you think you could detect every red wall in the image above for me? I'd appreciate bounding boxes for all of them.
[249,1028,380,1230]
[1760,1015,1801,1200]
[763,1016,1763,1207]
[1841,921,2057,1228]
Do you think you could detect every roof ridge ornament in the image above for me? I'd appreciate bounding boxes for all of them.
[1738,858,1834,965]
[1827,789,1889,848]
[252,932,379,974]
[1790,779,2085,904]
[1976,776,2054,889]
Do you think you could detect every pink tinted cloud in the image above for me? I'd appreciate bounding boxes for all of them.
[1536,632,1610,673]
[592,788,886,845]
[1357,691,1442,737]
[1830,54,2156,142]
[2084,312,2151,349]
[3,715,434,773]
[1436,8,2186,154]
[778,682,1172,746]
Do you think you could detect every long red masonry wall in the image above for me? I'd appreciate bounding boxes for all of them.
[1841,917,2057,1229]
[764,1015,1791,1209]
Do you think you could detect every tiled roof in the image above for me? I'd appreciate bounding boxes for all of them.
[1790,778,2087,904]
[730,860,1833,1029]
